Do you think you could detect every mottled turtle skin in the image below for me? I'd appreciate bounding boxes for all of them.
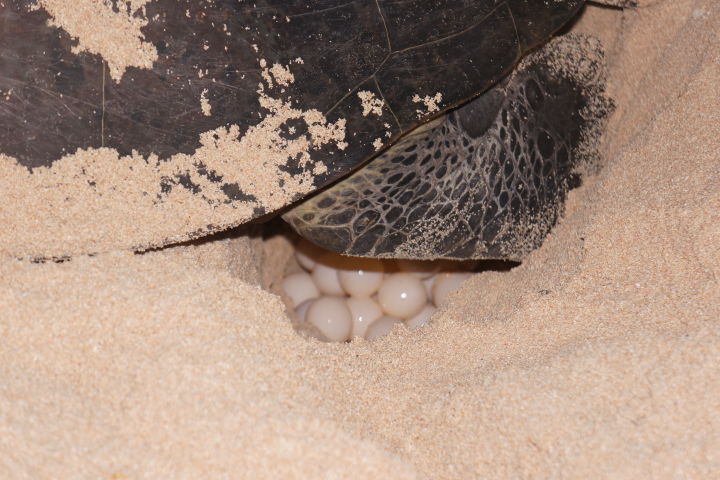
[284,35,612,259]
[0,0,610,260]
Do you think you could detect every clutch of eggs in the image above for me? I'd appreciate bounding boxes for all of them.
[282,240,473,342]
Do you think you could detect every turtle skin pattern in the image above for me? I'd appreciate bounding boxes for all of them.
[284,35,613,260]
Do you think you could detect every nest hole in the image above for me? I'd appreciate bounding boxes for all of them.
[261,218,518,343]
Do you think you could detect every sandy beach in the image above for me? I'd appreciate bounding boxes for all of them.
[1,0,718,478]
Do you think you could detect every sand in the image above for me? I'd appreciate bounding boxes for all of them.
[1,0,719,478]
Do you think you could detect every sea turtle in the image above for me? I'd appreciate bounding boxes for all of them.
[0,0,622,260]
[283,33,612,259]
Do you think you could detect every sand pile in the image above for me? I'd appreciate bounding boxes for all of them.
[1,0,718,478]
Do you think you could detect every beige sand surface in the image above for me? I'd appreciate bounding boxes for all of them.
[1,0,719,478]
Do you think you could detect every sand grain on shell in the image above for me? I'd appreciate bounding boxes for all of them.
[37,0,157,81]
[412,92,443,117]
[200,89,212,116]
[0,57,346,258]
[1,4,347,258]
[358,91,385,117]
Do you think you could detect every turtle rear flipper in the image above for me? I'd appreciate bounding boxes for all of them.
[283,34,614,260]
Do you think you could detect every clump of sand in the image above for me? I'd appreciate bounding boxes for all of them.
[0,0,718,478]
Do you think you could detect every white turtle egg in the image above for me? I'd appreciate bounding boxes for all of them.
[377,273,427,319]
[432,272,471,307]
[282,272,320,308]
[346,297,383,338]
[295,239,325,272]
[311,254,345,296]
[306,296,352,342]
[337,258,384,297]
[294,299,314,323]
[295,249,316,272]
[422,276,435,299]
[365,316,403,341]
[396,259,440,279]
[405,304,436,330]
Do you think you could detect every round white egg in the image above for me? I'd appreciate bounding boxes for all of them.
[337,258,384,297]
[431,272,471,307]
[396,259,441,279]
[306,296,352,342]
[295,250,316,272]
[377,273,427,319]
[365,316,403,341]
[294,299,314,323]
[405,304,436,330]
[282,272,320,308]
[422,276,434,299]
[294,240,325,272]
[346,297,383,338]
[311,254,345,296]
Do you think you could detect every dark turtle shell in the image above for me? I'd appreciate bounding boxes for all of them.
[0,0,584,256]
